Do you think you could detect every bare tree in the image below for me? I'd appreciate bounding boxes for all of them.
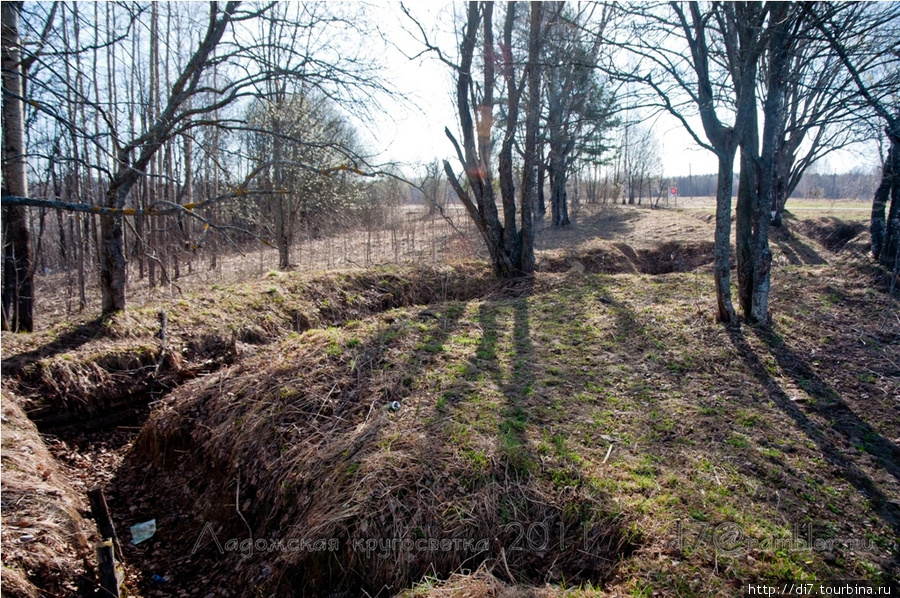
[426,1,550,278]
[246,94,365,269]
[606,2,768,322]
[768,16,880,228]
[735,2,797,324]
[543,3,615,226]
[1,1,33,331]
[618,119,662,205]
[4,1,392,320]
[421,159,446,217]
[803,2,900,267]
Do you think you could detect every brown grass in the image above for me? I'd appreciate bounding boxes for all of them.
[2,262,496,429]
[2,206,897,597]
[123,288,636,595]
[1,391,94,597]
[107,215,897,596]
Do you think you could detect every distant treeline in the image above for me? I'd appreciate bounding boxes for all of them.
[667,168,880,201]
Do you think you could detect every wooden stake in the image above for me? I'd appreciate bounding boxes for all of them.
[96,540,121,598]
[87,487,122,560]
[155,310,167,374]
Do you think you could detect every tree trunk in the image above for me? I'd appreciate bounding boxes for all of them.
[874,131,900,267]
[99,205,127,313]
[443,2,516,279]
[548,151,570,227]
[183,131,193,274]
[536,158,546,219]
[770,134,799,228]
[748,8,790,325]
[871,150,892,261]
[736,146,757,319]
[497,2,520,250]
[519,2,544,275]
[736,3,787,326]
[714,155,736,324]
[1,1,33,332]
[275,194,290,269]
[96,2,238,312]
[76,213,85,311]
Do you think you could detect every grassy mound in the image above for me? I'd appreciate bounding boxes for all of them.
[2,214,896,597]
[1,392,94,597]
[1,263,494,428]
[793,217,869,254]
[125,288,636,595]
[115,229,898,595]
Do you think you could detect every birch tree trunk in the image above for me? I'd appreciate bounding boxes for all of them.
[1,1,34,332]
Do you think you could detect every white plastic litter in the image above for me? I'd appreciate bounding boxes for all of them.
[130,519,157,545]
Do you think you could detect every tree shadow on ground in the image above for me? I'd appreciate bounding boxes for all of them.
[534,207,640,252]
[112,305,474,598]
[460,286,633,585]
[770,227,828,266]
[1,316,108,372]
[727,327,900,536]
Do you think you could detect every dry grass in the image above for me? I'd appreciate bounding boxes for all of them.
[123,285,636,595]
[29,204,486,329]
[102,214,898,597]
[2,262,495,428]
[1,391,94,597]
[2,206,896,597]
[399,564,570,597]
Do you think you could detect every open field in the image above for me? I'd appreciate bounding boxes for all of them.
[668,196,873,220]
[2,203,898,597]
[26,199,872,330]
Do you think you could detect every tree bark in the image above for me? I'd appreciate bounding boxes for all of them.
[871,149,892,261]
[520,2,544,275]
[736,2,789,326]
[536,158,546,219]
[444,2,517,278]
[1,1,33,332]
[875,132,900,267]
[671,2,767,324]
[497,2,520,252]
[271,110,291,270]
[714,154,736,324]
[736,140,758,320]
[548,156,570,226]
[749,4,790,324]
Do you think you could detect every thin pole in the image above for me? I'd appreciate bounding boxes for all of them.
[689,163,693,202]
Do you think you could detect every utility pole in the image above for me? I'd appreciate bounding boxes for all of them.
[689,163,694,202]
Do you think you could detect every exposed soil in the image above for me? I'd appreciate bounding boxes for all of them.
[793,217,869,253]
